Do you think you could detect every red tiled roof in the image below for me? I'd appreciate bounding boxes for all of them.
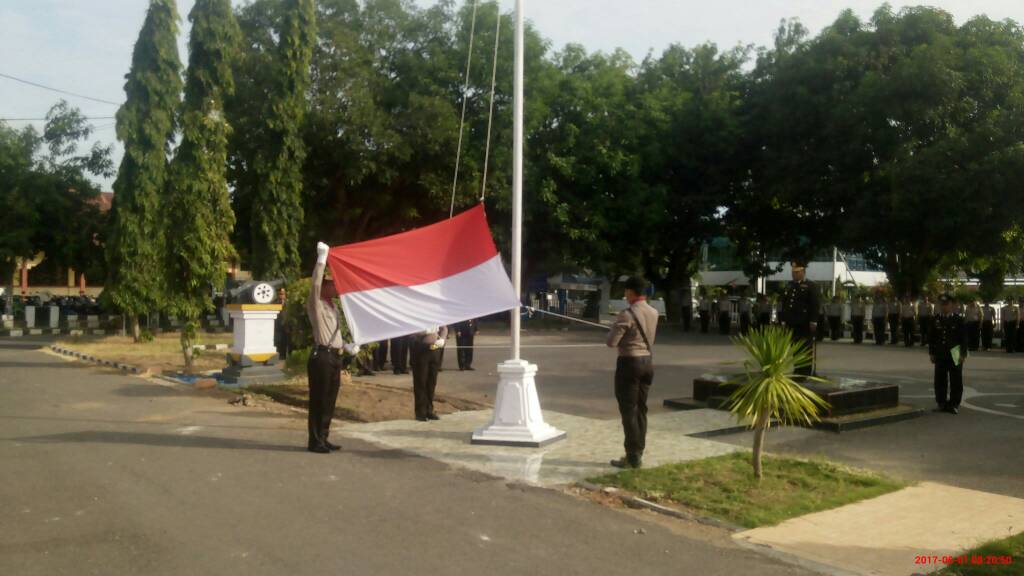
[90,192,114,213]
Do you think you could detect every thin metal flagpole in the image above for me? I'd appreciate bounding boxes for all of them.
[471,0,564,447]
[510,0,524,361]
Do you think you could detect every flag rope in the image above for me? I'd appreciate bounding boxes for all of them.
[524,307,611,330]
[450,0,479,218]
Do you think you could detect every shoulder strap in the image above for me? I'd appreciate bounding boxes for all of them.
[626,307,652,353]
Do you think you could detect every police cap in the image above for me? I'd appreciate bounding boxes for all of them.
[623,276,648,294]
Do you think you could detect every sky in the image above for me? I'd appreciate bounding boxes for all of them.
[3,0,1024,191]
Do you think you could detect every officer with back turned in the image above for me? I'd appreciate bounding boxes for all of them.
[778,260,820,376]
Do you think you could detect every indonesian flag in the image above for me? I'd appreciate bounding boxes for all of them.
[326,204,518,345]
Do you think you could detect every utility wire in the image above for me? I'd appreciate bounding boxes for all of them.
[0,72,121,106]
[1,116,116,122]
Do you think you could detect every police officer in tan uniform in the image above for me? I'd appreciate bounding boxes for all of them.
[606,277,659,469]
[307,242,360,453]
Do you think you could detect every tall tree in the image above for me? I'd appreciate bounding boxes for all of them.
[0,104,113,314]
[105,0,183,340]
[246,0,316,280]
[164,0,241,370]
[0,123,39,313]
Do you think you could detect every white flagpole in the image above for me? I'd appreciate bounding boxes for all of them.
[472,0,564,447]
[511,0,524,361]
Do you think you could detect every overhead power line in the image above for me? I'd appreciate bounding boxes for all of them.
[1,116,116,121]
[0,72,121,106]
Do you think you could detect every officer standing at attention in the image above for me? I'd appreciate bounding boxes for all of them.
[887,297,901,345]
[872,296,888,345]
[965,300,982,352]
[779,261,820,376]
[390,334,410,374]
[717,295,732,335]
[372,338,389,372]
[851,296,866,344]
[981,301,996,351]
[1018,298,1024,353]
[410,326,447,421]
[756,294,772,328]
[900,296,917,347]
[930,294,968,415]
[827,295,844,341]
[307,242,359,453]
[606,276,658,469]
[454,317,478,370]
[918,296,934,347]
[815,299,828,342]
[738,293,753,335]
[698,293,712,334]
[1002,300,1019,354]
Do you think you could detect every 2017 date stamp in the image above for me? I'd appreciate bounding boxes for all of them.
[915,555,1014,566]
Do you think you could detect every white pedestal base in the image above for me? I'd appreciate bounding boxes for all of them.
[471,359,566,447]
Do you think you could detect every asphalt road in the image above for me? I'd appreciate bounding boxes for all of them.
[0,337,809,576]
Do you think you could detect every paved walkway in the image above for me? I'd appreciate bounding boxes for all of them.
[340,408,746,486]
[734,482,1024,576]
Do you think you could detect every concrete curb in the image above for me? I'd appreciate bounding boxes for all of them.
[49,345,142,374]
[575,481,745,533]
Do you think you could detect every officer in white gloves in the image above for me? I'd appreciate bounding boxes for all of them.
[410,326,447,421]
[306,242,359,453]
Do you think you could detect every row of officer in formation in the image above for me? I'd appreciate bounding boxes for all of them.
[770,262,966,415]
[696,293,1024,353]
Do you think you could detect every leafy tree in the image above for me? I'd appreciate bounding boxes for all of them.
[0,103,113,313]
[164,0,241,371]
[105,0,183,341]
[632,43,748,319]
[0,124,38,312]
[242,0,316,281]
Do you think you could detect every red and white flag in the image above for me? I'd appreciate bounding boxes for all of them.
[326,204,518,345]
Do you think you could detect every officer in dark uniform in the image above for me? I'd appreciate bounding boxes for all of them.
[929,294,967,415]
[717,297,731,335]
[755,294,772,328]
[981,302,996,351]
[850,297,866,344]
[778,260,820,376]
[390,334,410,374]
[454,318,478,370]
[887,298,901,345]
[372,339,389,372]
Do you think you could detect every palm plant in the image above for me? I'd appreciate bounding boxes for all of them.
[725,325,830,480]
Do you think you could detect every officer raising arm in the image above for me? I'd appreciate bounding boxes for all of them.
[306,242,359,454]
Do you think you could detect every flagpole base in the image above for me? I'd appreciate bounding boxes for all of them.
[471,359,566,447]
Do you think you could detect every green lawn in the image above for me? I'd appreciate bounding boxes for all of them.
[936,531,1024,576]
[588,451,905,528]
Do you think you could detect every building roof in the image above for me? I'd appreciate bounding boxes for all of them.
[91,191,113,213]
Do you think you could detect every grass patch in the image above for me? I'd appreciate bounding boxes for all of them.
[935,531,1024,575]
[56,333,233,374]
[588,451,905,528]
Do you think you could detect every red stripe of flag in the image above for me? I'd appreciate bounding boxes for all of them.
[326,204,500,295]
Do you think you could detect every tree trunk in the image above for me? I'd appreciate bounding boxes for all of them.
[752,412,769,480]
[131,314,141,343]
[181,320,196,374]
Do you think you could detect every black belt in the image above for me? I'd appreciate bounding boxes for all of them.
[315,345,343,355]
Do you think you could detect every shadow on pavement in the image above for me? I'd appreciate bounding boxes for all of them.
[114,384,182,397]
[15,430,300,452]
[0,361,80,369]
